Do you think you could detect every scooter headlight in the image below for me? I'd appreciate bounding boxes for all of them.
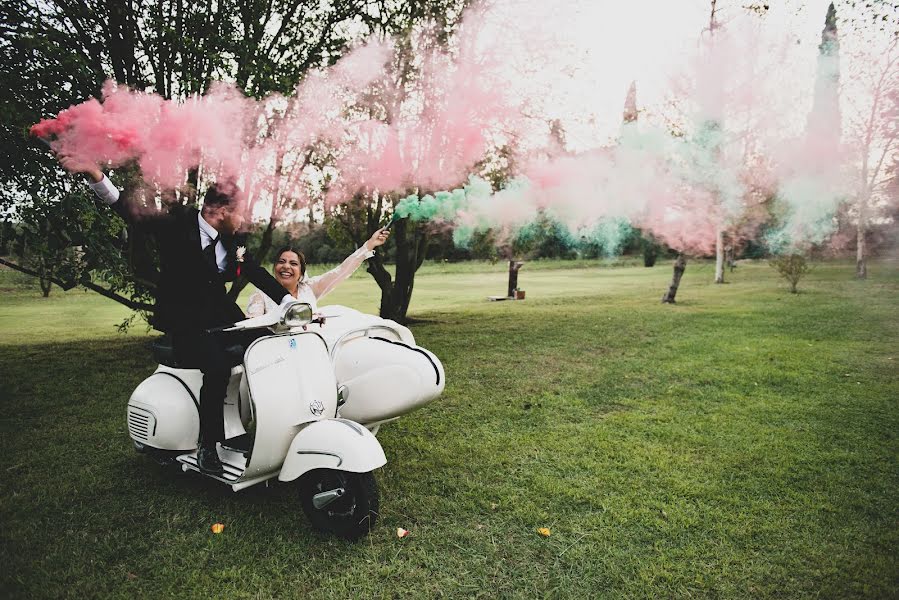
[281,302,313,327]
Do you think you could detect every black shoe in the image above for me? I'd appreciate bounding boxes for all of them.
[197,444,224,476]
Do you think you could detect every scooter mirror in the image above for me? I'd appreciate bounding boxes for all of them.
[281,302,313,328]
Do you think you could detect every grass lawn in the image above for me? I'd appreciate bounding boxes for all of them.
[1,259,897,598]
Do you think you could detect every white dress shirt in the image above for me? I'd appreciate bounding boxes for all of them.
[197,212,227,272]
[88,175,120,205]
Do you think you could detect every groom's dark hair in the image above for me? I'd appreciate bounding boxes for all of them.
[203,180,239,211]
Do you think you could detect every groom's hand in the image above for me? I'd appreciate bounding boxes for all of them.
[56,152,103,183]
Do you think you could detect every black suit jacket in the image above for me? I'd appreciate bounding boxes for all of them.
[111,201,286,333]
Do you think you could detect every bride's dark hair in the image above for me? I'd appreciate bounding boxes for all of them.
[273,246,307,277]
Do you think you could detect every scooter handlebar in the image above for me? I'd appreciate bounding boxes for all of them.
[205,302,320,334]
[207,313,281,334]
[205,324,235,334]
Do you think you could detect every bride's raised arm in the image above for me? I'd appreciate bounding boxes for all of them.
[308,228,389,300]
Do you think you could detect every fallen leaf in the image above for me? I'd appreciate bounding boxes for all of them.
[490,503,498,510]
[211,523,224,534]
[126,573,138,581]
[397,527,410,538]
[537,527,551,537]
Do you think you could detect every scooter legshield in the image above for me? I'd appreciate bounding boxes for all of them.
[278,418,386,482]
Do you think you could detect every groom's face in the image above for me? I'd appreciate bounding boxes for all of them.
[204,182,245,234]
[219,206,245,234]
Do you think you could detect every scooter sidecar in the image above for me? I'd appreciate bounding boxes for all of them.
[313,306,446,428]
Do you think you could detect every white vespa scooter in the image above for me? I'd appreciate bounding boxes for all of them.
[127,302,444,540]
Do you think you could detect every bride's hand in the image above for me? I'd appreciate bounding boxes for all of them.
[365,227,389,250]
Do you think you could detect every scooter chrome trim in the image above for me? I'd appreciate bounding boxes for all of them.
[293,450,344,467]
[279,419,386,482]
[334,418,364,436]
[178,452,244,482]
[312,487,345,509]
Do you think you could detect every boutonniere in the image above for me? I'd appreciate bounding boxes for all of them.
[236,246,246,276]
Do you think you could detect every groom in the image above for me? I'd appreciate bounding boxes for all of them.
[60,156,292,475]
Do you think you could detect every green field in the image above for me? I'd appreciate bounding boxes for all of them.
[1,259,897,598]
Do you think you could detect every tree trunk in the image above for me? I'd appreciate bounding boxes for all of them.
[714,229,725,283]
[38,258,52,297]
[367,218,427,324]
[507,261,523,297]
[39,276,52,297]
[643,242,657,267]
[726,246,736,272]
[661,255,687,304]
[855,215,867,280]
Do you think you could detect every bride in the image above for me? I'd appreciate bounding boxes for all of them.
[246,227,389,317]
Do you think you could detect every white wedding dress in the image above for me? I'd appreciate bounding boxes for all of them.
[246,246,374,316]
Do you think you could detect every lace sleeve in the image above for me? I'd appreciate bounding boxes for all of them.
[308,246,374,300]
[246,291,267,318]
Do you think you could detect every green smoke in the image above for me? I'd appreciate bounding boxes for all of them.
[393,181,473,222]
[452,223,475,248]
[765,184,840,254]
[578,218,634,258]
[392,174,637,258]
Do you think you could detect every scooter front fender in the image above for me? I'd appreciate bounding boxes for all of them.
[278,418,386,482]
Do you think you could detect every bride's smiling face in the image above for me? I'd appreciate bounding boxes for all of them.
[274,250,302,290]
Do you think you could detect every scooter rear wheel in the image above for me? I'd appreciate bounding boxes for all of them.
[299,469,379,541]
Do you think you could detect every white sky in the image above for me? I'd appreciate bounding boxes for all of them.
[473,0,886,150]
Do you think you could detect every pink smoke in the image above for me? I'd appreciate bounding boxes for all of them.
[29,1,867,259]
[32,81,256,189]
[326,21,513,204]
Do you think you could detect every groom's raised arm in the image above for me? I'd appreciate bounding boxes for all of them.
[88,173,121,206]
[61,162,123,213]
[62,161,173,233]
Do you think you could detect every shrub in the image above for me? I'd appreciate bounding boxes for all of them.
[769,254,810,293]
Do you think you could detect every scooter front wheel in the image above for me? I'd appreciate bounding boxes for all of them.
[298,469,379,541]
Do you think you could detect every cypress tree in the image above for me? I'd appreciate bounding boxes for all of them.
[807,3,841,150]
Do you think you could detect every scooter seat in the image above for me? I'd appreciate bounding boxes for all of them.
[151,336,245,369]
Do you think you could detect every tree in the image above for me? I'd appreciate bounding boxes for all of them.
[707,1,729,285]
[841,5,899,279]
[619,81,664,267]
[1,0,386,324]
[661,254,687,303]
[326,1,486,323]
[807,3,841,152]
[659,0,722,303]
